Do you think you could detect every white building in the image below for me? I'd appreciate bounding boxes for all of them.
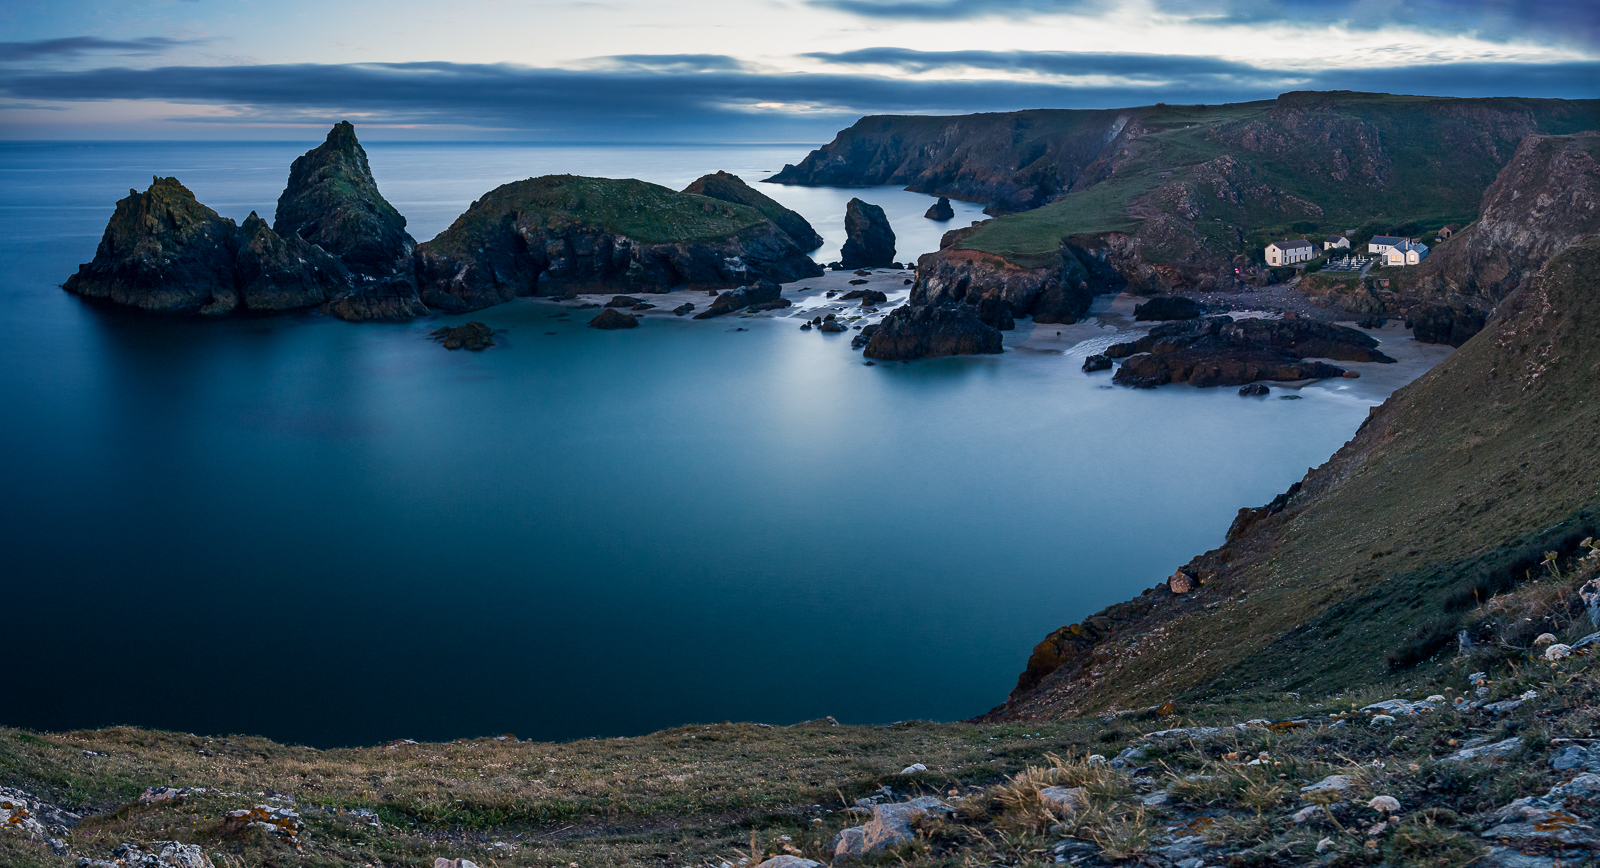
[1265,239,1316,266]
[1325,235,1350,250]
[1368,235,1407,256]
[1382,239,1429,266]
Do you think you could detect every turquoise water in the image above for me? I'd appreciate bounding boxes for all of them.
[1,141,1405,746]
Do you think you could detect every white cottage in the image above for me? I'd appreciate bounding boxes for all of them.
[1382,239,1429,266]
[1265,239,1315,266]
[1368,235,1406,255]
[1325,235,1350,250]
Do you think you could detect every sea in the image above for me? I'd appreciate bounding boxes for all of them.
[0,140,1443,747]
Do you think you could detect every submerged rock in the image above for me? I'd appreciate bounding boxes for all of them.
[925,196,955,221]
[863,303,1002,360]
[274,121,425,321]
[673,302,696,316]
[840,198,895,269]
[588,308,640,329]
[1083,354,1112,372]
[683,171,824,250]
[431,322,494,350]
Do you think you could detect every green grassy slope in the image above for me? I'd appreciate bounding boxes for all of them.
[952,93,1598,268]
[998,237,1600,717]
[425,175,771,252]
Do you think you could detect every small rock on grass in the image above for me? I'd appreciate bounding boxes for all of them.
[1300,774,1353,797]
[1445,737,1523,762]
[434,860,482,868]
[755,857,824,868]
[832,796,952,858]
[1038,786,1088,817]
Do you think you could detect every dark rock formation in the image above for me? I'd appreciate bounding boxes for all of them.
[588,308,639,329]
[925,197,955,221]
[862,303,1003,360]
[1134,296,1205,321]
[1407,298,1489,347]
[606,296,643,307]
[233,212,351,313]
[64,177,242,313]
[1103,316,1392,388]
[1239,383,1270,396]
[911,242,1121,326]
[63,177,354,317]
[1083,354,1112,372]
[416,175,821,313]
[693,280,782,318]
[841,288,887,305]
[673,303,696,316]
[274,121,424,321]
[840,199,895,269]
[431,322,494,350]
[1106,317,1396,365]
[683,171,824,250]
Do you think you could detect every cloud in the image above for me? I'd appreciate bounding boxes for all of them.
[0,37,204,63]
[592,55,753,72]
[814,0,1600,45]
[0,56,1594,138]
[808,48,1270,83]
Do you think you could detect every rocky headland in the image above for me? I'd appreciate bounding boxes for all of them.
[1103,315,1395,388]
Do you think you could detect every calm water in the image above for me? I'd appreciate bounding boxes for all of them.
[1,141,1420,747]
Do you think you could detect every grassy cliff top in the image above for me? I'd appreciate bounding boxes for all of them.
[429,175,772,249]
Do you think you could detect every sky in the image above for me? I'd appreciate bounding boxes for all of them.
[0,0,1595,141]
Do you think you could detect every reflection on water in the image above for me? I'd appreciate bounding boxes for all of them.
[0,141,1438,747]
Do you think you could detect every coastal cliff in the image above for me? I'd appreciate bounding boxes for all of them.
[414,175,823,311]
[682,171,824,250]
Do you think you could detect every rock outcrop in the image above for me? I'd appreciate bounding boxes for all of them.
[415,175,821,312]
[64,178,352,316]
[862,303,1002,360]
[925,197,954,221]
[839,199,895,269]
[693,280,782,318]
[274,121,426,321]
[1406,297,1489,347]
[912,242,1122,327]
[1104,316,1394,388]
[683,171,824,250]
[430,322,494,350]
[1134,296,1205,321]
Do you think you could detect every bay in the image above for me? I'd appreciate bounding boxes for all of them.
[0,140,1443,746]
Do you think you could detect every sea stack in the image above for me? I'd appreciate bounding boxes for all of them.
[63,177,350,316]
[840,199,895,269]
[274,121,426,321]
[925,197,955,221]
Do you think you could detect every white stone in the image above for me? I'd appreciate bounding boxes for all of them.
[899,763,927,775]
[1301,775,1353,797]
[1368,795,1401,813]
[1038,786,1088,817]
[1545,644,1574,660]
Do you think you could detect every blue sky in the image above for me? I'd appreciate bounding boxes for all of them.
[0,0,1594,140]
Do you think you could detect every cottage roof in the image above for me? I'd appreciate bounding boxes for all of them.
[1325,235,1345,244]
[1370,235,1406,246]
[1272,239,1314,250]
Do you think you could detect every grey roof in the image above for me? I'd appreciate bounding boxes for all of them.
[1370,235,1406,245]
[1272,239,1314,250]
[1325,235,1346,243]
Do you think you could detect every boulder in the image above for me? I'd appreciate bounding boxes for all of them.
[1239,382,1270,396]
[1481,773,1600,851]
[589,309,640,329]
[431,322,494,350]
[863,303,1003,360]
[1407,298,1488,347]
[840,198,895,268]
[606,295,644,307]
[925,196,955,221]
[832,797,952,859]
[754,858,823,868]
[63,176,242,314]
[693,280,782,318]
[841,288,888,305]
[1038,786,1088,817]
[1083,354,1112,372]
[1134,296,1205,321]
[673,303,696,316]
[683,171,824,250]
[274,122,425,320]
[109,842,215,868]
